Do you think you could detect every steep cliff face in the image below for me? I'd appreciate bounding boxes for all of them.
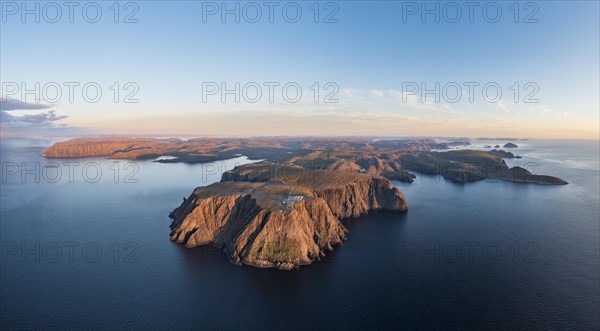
[42,139,136,158]
[169,170,408,270]
[314,176,408,218]
[169,188,348,270]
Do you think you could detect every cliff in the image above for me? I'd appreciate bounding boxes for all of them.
[169,168,408,270]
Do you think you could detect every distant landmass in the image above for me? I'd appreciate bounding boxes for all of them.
[42,137,568,269]
[40,137,565,185]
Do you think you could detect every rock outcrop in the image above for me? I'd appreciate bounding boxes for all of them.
[169,166,408,270]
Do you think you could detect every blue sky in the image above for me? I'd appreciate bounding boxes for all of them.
[1,1,598,138]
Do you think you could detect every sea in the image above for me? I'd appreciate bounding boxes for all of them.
[1,137,598,330]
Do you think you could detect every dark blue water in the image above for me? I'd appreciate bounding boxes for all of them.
[1,138,598,330]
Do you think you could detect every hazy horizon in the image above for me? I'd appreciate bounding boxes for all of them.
[2,131,598,141]
[2,1,599,139]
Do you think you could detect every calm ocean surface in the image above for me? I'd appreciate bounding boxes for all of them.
[1,138,598,330]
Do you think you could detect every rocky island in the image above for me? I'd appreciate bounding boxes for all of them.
[41,137,568,269]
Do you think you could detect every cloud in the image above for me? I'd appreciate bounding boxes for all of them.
[495,100,509,112]
[529,105,557,114]
[0,110,15,122]
[0,97,52,111]
[0,97,68,129]
[15,110,68,126]
[338,88,463,115]
[371,89,385,97]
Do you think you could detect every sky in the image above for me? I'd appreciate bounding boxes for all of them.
[1,0,599,139]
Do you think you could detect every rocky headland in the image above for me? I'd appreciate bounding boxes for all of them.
[41,137,568,269]
[169,165,407,269]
